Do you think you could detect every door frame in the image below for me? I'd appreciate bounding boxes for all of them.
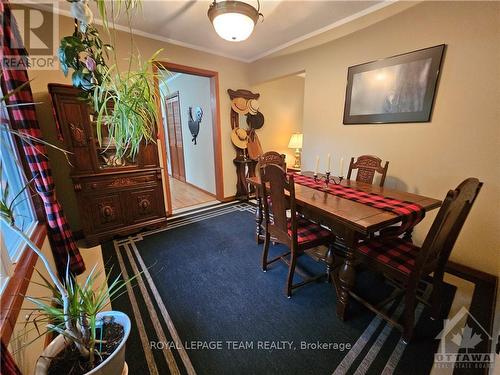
[153,61,224,216]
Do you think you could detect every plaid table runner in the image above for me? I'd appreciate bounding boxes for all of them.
[290,173,425,235]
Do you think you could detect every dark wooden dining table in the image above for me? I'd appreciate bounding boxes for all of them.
[247,171,441,320]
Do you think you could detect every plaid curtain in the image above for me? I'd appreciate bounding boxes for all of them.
[0,2,85,276]
[1,340,22,375]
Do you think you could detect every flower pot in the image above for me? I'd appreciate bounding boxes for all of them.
[35,311,131,375]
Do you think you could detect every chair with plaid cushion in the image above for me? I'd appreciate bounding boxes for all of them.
[261,163,335,298]
[348,178,482,343]
[347,155,389,187]
[258,151,286,171]
[258,151,286,210]
[254,152,287,243]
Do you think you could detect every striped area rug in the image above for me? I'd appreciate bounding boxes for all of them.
[102,202,494,375]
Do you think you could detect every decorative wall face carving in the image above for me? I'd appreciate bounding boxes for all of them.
[228,88,262,200]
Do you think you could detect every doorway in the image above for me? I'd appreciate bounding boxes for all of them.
[154,62,224,214]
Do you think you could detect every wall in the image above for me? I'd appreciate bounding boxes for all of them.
[251,74,305,165]
[250,1,500,275]
[26,7,251,231]
[160,73,216,194]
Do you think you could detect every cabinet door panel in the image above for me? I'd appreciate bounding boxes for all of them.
[87,193,126,232]
[141,142,159,168]
[58,99,94,173]
[125,187,162,224]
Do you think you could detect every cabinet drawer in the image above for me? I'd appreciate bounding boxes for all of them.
[124,187,163,224]
[79,173,158,192]
[87,193,126,233]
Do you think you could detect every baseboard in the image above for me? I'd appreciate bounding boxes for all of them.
[183,180,216,198]
[220,195,236,203]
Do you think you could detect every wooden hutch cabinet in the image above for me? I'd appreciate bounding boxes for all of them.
[48,84,167,246]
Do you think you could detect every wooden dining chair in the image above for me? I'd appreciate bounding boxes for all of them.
[258,151,286,170]
[261,164,335,298]
[347,178,482,343]
[347,155,389,187]
[254,152,287,243]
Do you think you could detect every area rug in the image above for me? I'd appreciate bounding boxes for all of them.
[101,202,495,375]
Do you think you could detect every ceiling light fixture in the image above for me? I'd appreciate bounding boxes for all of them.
[208,0,263,42]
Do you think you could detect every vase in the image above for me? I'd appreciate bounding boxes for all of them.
[35,311,131,375]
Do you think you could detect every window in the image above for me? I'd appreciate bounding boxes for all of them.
[0,89,37,293]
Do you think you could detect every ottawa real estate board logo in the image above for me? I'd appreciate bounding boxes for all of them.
[434,307,495,370]
[1,2,59,70]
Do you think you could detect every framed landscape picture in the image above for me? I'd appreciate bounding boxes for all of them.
[343,44,446,124]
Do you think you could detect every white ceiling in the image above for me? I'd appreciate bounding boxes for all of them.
[49,1,389,62]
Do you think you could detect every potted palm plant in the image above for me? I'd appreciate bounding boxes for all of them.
[32,272,132,375]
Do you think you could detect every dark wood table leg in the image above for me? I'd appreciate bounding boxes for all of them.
[336,230,359,320]
[255,194,264,244]
[325,243,335,283]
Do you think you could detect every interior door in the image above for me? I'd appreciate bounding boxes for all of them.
[165,93,186,182]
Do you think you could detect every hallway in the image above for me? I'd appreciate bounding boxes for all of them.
[169,177,216,211]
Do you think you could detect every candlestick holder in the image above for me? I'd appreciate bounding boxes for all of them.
[332,175,344,185]
[314,172,343,186]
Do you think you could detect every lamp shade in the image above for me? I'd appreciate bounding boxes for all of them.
[208,1,260,42]
[288,133,303,149]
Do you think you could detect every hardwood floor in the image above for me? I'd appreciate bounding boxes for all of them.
[169,177,216,210]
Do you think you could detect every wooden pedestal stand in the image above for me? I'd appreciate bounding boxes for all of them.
[228,89,260,200]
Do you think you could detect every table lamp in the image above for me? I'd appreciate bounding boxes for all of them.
[288,133,303,169]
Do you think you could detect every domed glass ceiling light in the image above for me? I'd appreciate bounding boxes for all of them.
[208,1,263,42]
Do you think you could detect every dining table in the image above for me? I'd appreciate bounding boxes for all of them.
[247,171,442,320]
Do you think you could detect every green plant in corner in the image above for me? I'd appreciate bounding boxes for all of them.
[58,0,166,159]
[92,50,161,157]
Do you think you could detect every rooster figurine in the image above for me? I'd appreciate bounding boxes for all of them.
[188,106,203,145]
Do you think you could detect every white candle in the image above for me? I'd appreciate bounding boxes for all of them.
[340,157,344,177]
[314,156,320,175]
[327,153,331,173]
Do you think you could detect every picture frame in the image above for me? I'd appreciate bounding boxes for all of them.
[343,44,446,124]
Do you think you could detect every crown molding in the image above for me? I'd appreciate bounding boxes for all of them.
[248,1,396,62]
[25,1,251,63]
